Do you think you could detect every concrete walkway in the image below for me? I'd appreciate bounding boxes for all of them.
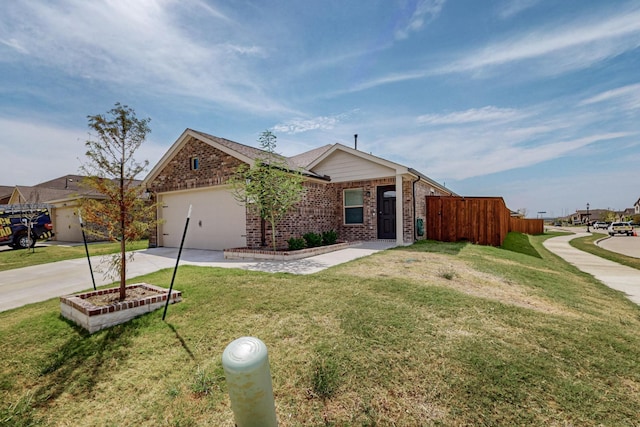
[543,232,640,305]
[0,241,395,313]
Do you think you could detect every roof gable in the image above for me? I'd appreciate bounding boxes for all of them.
[306,143,408,182]
[144,129,330,185]
[289,144,332,169]
[9,186,78,204]
[308,143,407,173]
[144,129,258,185]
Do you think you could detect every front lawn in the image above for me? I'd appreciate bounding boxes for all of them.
[1,234,639,426]
[0,240,149,272]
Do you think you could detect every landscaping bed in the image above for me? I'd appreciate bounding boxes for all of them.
[60,283,182,333]
[223,241,354,261]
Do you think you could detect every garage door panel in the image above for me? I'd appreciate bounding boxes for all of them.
[159,188,246,250]
[53,206,83,242]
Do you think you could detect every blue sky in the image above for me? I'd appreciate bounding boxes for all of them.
[1,0,639,218]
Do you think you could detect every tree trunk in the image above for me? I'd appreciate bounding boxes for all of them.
[120,237,126,300]
[270,213,277,251]
[119,132,126,301]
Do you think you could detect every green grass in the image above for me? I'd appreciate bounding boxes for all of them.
[1,236,640,425]
[570,234,640,270]
[0,240,149,272]
[501,231,542,258]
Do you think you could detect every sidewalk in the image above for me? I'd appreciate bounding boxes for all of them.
[543,232,640,305]
[0,241,395,312]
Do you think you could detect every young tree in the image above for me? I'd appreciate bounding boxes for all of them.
[230,130,305,251]
[80,103,154,301]
[602,210,617,223]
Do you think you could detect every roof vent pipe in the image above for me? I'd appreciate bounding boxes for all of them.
[354,134,358,150]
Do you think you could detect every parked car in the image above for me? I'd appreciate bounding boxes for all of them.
[593,221,608,229]
[607,222,633,236]
[0,204,55,249]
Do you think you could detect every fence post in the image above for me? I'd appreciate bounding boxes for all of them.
[222,337,278,427]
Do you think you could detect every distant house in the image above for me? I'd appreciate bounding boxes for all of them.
[635,198,640,215]
[620,207,635,221]
[143,129,456,250]
[0,186,12,204]
[569,209,594,224]
[5,175,96,242]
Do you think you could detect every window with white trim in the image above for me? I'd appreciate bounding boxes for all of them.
[344,188,364,224]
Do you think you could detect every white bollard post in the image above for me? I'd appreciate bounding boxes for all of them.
[222,337,278,427]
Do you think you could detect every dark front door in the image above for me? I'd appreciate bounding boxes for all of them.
[377,185,396,239]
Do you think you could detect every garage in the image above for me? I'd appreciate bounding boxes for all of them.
[158,186,246,250]
[52,205,83,242]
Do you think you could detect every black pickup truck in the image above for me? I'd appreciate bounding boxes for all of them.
[0,205,55,249]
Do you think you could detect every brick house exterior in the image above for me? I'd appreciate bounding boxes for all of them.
[144,129,455,250]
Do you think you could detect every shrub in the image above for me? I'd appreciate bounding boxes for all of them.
[287,237,306,251]
[303,232,323,248]
[322,230,338,245]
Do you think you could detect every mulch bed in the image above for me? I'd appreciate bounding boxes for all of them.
[85,286,164,306]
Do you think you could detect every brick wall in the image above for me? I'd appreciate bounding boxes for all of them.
[413,180,437,242]
[245,176,438,248]
[246,180,338,249]
[333,178,395,242]
[148,137,245,193]
[146,137,247,247]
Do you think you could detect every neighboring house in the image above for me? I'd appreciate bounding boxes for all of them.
[620,208,635,221]
[0,186,13,204]
[566,208,612,224]
[568,210,590,224]
[5,174,122,242]
[6,175,90,242]
[143,129,456,250]
[635,198,640,215]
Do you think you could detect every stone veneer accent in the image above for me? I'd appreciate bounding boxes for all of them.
[60,283,182,334]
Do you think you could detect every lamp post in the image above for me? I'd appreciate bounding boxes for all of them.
[586,203,590,232]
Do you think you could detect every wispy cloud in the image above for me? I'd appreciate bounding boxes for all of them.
[395,0,447,40]
[438,6,640,76]
[0,38,28,54]
[0,0,290,115]
[497,0,541,19]
[351,90,636,181]
[580,83,640,110]
[273,111,358,134]
[324,6,640,98]
[417,106,525,125]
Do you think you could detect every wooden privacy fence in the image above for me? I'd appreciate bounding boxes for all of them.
[424,196,544,246]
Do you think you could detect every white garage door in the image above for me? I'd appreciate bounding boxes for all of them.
[53,206,83,242]
[158,187,246,250]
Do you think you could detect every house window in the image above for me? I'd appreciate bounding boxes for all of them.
[190,156,199,170]
[344,188,364,224]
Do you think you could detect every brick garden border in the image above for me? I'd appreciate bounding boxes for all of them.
[60,283,182,334]
[223,241,356,261]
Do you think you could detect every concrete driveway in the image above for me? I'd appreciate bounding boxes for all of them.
[0,241,395,313]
